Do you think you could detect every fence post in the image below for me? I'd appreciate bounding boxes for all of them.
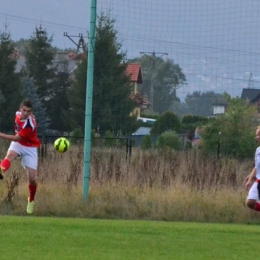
[217,132,221,159]
[129,139,132,158]
[217,141,220,159]
[39,135,46,160]
[125,138,129,160]
[44,135,47,157]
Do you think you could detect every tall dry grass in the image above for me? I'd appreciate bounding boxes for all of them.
[0,140,258,223]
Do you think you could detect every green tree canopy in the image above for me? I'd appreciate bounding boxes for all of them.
[184,91,224,116]
[150,111,181,135]
[69,12,137,135]
[134,55,187,114]
[23,78,50,135]
[67,59,87,131]
[181,114,209,138]
[155,130,182,150]
[13,38,30,56]
[24,26,55,101]
[0,30,22,131]
[47,60,72,132]
[200,94,258,158]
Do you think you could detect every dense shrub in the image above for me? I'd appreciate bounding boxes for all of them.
[200,95,257,159]
[141,135,152,150]
[181,114,209,137]
[70,128,84,144]
[150,111,181,134]
[155,130,182,150]
[104,130,116,147]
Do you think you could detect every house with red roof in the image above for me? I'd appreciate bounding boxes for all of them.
[126,63,150,117]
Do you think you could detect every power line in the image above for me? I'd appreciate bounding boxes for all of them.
[2,12,260,58]
[185,71,260,83]
[121,33,260,57]
[0,12,87,32]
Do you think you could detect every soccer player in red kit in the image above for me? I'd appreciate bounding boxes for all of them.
[0,100,41,214]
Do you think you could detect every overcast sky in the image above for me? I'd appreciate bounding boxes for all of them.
[1,0,260,100]
[0,0,90,49]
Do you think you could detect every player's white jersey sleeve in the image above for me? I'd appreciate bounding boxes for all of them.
[255,147,260,179]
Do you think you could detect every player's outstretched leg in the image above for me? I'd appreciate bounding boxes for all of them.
[0,158,11,180]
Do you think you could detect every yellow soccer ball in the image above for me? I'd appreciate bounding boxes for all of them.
[54,137,70,153]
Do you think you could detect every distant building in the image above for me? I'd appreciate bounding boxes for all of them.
[241,88,260,112]
[14,51,79,77]
[212,98,228,115]
[137,117,156,125]
[132,126,151,135]
[126,63,150,117]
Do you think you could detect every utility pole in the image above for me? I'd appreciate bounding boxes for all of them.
[140,51,168,112]
[64,32,87,54]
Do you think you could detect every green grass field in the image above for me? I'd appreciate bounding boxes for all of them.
[0,216,259,260]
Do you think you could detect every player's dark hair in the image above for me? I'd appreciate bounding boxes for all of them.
[20,100,33,110]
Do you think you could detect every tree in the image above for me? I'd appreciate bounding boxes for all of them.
[155,130,182,150]
[136,55,187,114]
[181,114,209,139]
[200,94,257,158]
[67,58,87,131]
[69,12,137,135]
[23,79,50,135]
[0,29,23,131]
[154,59,186,112]
[150,111,181,135]
[171,100,188,117]
[24,26,55,101]
[46,60,72,132]
[184,91,224,116]
[23,26,71,132]
[13,38,30,56]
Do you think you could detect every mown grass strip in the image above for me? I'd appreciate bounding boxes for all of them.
[0,216,259,260]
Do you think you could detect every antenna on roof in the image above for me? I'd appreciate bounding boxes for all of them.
[248,73,255,88]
